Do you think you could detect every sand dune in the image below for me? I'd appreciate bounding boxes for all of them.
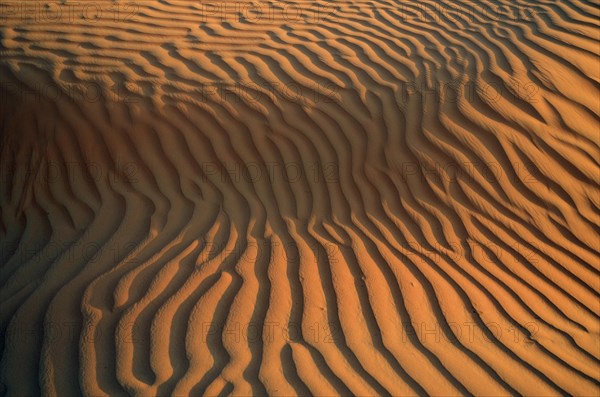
[1,0,599,395]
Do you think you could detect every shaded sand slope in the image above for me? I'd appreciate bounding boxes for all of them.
[1,0,600,395]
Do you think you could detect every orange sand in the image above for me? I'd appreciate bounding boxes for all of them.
[1,1,599,396]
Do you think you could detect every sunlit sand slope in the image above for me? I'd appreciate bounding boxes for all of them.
[1,0,599,396]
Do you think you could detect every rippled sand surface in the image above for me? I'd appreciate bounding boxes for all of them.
[1,1,599,395]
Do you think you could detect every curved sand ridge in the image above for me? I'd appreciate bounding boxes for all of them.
[1,0,599,395]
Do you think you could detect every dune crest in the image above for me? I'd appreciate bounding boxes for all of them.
[1,0,599,396]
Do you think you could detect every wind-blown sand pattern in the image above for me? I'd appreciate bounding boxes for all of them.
[1,0,599,395]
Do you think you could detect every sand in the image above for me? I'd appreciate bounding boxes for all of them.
[1,0,599,395]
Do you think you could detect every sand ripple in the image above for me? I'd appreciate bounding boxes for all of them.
[1,0,599,395]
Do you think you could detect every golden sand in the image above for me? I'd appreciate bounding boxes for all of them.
[1,1,599,395]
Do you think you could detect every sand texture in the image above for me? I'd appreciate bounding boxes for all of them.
[1,0,599,396]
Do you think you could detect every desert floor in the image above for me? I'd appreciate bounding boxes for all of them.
[1,0,599,396]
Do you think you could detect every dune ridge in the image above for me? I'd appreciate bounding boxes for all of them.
[1,0,599,395]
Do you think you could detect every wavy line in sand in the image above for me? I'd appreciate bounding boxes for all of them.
[1,0,599,396]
